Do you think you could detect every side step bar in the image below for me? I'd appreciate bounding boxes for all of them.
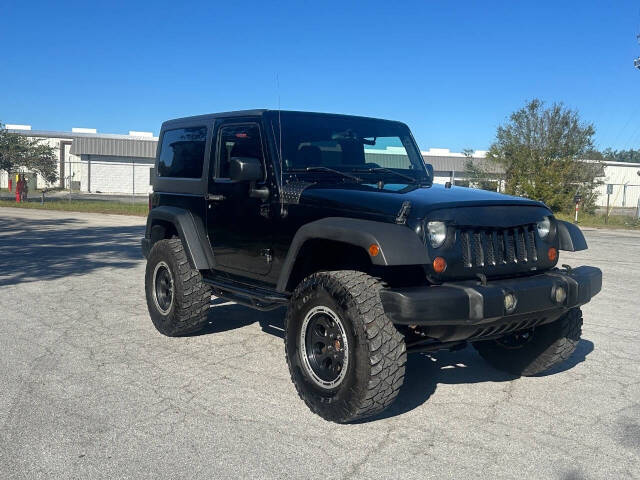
[203,277,290,311]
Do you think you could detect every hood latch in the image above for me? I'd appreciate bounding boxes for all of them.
[395,201,412,225]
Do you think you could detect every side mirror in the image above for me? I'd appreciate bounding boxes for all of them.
[230,157,263,182]
[424,163,434,179]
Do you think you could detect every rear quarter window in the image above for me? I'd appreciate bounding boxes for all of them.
[157,126,207,178]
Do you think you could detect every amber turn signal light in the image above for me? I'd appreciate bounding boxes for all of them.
[368,244,380,257]
[433,256,447,273]
[548,247,558,262]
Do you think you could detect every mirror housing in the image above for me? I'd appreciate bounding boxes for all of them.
[230,157,263,183]
[424,163,434,179]
[423,163,434,186]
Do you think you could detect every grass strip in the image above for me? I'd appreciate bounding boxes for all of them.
[0,199,148,216]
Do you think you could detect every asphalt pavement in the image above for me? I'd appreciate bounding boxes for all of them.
[0,207,638,479]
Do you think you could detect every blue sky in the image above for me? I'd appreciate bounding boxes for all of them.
[1,1,639,152]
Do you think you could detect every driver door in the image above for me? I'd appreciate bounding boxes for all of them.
[206,120,273,279]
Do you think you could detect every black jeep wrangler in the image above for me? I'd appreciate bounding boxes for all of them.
[142,110,602,422]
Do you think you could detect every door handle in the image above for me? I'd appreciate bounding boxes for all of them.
[207,194,226,201]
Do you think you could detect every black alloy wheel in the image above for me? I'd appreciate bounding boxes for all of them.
[153,261,174,314]
[300,306,349,389]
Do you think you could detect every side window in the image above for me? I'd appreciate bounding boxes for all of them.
[216,124,263,179]
[157,126,207,178]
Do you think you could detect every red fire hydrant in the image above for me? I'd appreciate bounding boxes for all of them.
[15,175,22,203]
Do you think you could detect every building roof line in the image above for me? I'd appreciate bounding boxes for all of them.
[7,129,158,141]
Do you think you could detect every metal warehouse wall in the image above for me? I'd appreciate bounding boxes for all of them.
[596,163,640,208]
[79,155,154,195]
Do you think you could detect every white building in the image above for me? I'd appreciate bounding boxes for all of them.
[594,161,640,208]
[0,125,157,195]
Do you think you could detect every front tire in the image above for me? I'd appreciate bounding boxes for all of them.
[285,271,406,423]
[473,308,583,376]
[144,238,212,336]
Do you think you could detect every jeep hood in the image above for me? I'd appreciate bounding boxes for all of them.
[297,182,550,221]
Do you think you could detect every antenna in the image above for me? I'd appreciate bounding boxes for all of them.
[276,74,285,215]
[635,34,640,70]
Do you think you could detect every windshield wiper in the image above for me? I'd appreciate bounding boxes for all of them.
[288,166,362,182]
[352,167,419,184]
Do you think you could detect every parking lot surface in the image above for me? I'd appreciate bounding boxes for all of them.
[0,207,638,479]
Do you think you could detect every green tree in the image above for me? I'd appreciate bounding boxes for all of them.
[462,148,498,191]
[0,122,58,184]
[484,99,602,213]
[600,148,640,163]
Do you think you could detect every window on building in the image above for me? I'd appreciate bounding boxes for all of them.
[216,124,264,179]
[157,127,207,178]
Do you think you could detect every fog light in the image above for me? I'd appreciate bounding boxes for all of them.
[504,293,517,313]
[553,286,567,304]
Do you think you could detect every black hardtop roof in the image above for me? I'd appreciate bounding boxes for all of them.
[161,110,406,129]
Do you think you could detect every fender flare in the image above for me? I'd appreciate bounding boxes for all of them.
[145,206,214,270]
[276,217,428,292]
[556,220,588,251]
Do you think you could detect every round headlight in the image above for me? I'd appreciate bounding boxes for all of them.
[427,221,447,248]
[537,216,551,239]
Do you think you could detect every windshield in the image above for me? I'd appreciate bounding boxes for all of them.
[267,112,428,182]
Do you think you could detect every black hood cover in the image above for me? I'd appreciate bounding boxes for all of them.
[297,182,549,222]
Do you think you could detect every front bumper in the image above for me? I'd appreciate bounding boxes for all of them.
[380,266,602,326]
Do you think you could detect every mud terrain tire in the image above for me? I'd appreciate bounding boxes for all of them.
[145,238,211,336]
[285,270,406,423]
[473,308,583,376]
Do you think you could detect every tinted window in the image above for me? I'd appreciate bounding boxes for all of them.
[157,127,207,178]
[268,112,427,181]
[294,137,413,169]
[217,124,263,178]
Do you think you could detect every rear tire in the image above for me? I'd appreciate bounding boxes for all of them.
[473,308,583,376]
[145,238,212,336]
[285,271,406,423]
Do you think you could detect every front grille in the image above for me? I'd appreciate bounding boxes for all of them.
[460,225,538,268]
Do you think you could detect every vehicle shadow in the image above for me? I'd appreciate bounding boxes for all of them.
[193,302,595,422]
[192,299,286,339]
[366,338,595,422]
[0,215,144,286]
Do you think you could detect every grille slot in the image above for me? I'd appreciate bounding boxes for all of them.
[469,317,547,340]
[459,225,537,269]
